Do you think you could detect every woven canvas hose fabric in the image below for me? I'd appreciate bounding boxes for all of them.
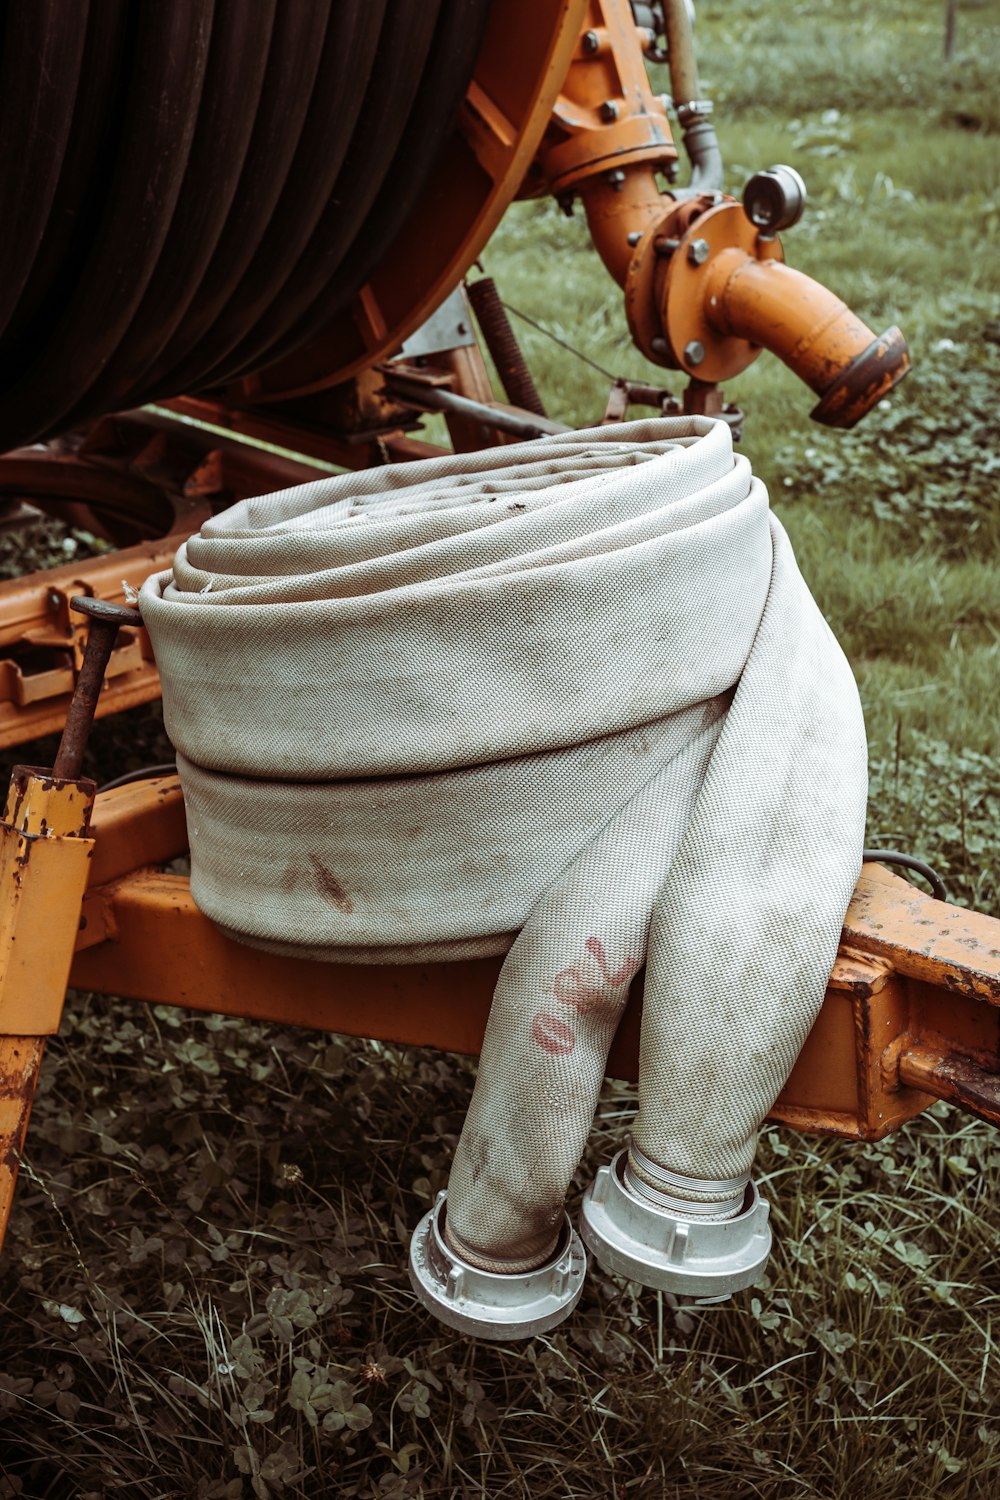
[141,415,867,1273]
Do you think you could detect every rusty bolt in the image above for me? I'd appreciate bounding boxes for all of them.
[684,340,706,366]
[651,336,669,355]
[687,238,710,266]
[51,597,143,781]
[599,100,620,123]
[582,29,600,53]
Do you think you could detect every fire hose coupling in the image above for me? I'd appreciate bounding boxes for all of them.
[624,1141,748,1218]
[580,1148,772,1299]
[408,1192,587,1341]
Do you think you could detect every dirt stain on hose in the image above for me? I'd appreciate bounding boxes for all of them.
[308,854,354,914]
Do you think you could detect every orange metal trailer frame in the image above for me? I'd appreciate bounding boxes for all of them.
[1,763,999,1257]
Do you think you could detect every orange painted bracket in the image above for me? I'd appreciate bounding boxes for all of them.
[0,535,182,748]
[64,777,1000,1143]
[0,766,97,1249]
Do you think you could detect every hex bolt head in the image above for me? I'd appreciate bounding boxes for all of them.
[687,237,710,266]
[582,29,600,53]
[684,340,706,366]
[599,100,620,122]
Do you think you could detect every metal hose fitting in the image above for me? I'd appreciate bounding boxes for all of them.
[408,1191,587,1340]
[580,1148,771,1299]
[623,1141,747,1219]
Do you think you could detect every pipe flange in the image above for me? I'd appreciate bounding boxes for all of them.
[408,1192,587,1341]
[580,1149,771,1299]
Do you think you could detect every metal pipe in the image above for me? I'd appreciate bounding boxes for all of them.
[578,169,671,286]
[663,0,700,103]
[663,0,724,192]
[52,599,143,780]
[384,374,569,440]
[702,250,910,426]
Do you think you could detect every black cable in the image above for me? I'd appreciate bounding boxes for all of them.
[862,848,948,903]
[98,761,177,793]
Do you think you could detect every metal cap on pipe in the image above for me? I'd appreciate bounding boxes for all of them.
[408,1192,586,1341]
[580,1149,771,1299]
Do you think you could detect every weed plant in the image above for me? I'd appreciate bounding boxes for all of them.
[1,0,999,1495]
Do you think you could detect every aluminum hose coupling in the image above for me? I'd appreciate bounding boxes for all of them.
[408,1191,587,1340]
[580,1148,771,1300]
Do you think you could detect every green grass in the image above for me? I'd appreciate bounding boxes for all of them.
[1,1,1000,1495]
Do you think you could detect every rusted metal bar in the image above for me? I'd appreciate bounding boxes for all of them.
[51,599,143,780]
[384,368,567,441]
[898,1045,1000,1128]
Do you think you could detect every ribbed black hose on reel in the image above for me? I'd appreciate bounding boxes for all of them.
[0,0,492,454]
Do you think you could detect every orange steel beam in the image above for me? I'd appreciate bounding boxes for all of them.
[66,777,1000,1143]
[0,768,96,1245]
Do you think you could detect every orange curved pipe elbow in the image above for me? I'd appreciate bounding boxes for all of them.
[579,170,671,286]
[704,249,910,427]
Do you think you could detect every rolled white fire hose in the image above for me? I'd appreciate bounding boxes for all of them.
[141,417,866,1318]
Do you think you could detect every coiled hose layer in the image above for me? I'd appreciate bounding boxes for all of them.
[140,417,867,1272]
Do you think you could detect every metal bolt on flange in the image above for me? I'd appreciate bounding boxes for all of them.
[684,340,706,366]
[408,1192,586,1340]
[687,237,710,266]
[582,28,600,53]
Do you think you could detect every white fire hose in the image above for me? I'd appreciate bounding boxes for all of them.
[141,417,866,1339]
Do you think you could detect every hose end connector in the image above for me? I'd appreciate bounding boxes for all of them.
[580,1149,771,1300]
[408,1192,587,1341]
[810,323,910,429]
